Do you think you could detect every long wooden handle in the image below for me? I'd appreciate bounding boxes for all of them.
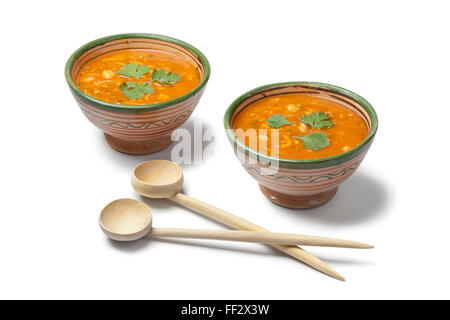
[169,193,345,280]
[149,227,373,249]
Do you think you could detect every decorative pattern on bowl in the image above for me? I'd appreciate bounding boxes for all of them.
[65,33,210,154]
[224,82,378,208]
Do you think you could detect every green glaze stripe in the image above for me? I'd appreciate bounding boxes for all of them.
[244,162,359,183]
[275,175,313,182]
[83,109,192,129]
[308,166,357,182]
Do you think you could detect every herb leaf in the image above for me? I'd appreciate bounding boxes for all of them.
[151,69,181,85]
[118,63,151,79]
[266,114,292,128]
[119,81,154,99]
[301,112,334,129]
[294,132,330,151]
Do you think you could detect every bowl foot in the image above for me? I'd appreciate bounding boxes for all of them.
[104,134,172,155]
[259,184,338,209]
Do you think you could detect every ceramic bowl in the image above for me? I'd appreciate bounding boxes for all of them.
[65,33,210,154]
[224,82,378,208]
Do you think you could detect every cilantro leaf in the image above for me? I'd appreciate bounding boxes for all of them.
[294,132,330,151]
[151,69,181,85]
[118,63,151,79]
[119,82,154,99]
[301,112,334,129]
[266,114,292,128]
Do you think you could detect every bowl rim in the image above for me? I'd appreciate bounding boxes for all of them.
[64,33,211,113]
[223,81,378,168]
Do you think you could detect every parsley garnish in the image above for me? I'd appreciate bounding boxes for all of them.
[151,69,181,85]
[119,82,154,99]
[301,112,334,129]
[266,114,292,128]
[294,132,330,151]
[118,63,151,79]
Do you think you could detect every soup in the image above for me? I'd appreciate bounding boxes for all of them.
[232,93,368,160]
[76,49,201,105]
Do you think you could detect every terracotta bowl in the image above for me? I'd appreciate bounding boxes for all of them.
[65,33,210,154]
[224,82,378,209]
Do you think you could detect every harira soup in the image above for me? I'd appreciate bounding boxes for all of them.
[65,34,210,155]
[232,93,368,160]
[225,82,377,208]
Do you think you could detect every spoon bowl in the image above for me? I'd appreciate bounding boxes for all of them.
[99,198,153,241]
[132,160,183,198]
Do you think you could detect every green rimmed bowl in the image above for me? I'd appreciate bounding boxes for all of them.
[65,33,210,154]
[224,82,378,208]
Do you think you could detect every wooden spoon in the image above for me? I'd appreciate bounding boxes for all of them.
[131,160,362,280]
[100,198,373,248]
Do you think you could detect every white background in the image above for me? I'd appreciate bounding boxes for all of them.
[1,0,449,299]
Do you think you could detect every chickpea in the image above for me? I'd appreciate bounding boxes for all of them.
[299,122,310,133]
[102,70,114,79]
[287,104,300,112]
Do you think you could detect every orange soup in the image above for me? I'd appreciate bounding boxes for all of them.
[76,49,201,105]
[232,93,368,160]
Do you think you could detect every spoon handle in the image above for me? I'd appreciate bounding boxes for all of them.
[149,227,373,249]
[169,193,345,281]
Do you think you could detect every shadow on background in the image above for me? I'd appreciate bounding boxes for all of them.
[276,172,390,226]
[107,237,152,253]
[318,256,375,267]
[152,238,284,257]
[96,117,215,171]
[106,230,283,257]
